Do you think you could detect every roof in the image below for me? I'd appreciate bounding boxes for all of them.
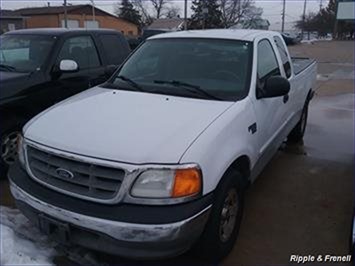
[0,9,25,19]
[4,28,120,35]
[149,29,279,42]
[11,4,138,27]
[147,18,184,30]
[12,5,86,16]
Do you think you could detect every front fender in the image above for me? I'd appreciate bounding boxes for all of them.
[179,97,258,194]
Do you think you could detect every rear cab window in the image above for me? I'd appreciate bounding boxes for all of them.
[99,34,127,65]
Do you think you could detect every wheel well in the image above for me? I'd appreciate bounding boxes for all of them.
[306,89,314,103]
[224,155,251,189]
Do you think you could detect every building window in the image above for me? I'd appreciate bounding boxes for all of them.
[84,20,99,29]
[8,24,16,31]
[61,19,79,28]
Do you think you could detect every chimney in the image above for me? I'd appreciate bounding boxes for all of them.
[47,2,50,7]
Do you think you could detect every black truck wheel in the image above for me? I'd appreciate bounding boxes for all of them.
[195,170,245,261]
[1,119,24,178]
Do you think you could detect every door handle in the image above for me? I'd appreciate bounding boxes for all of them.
[283,94,289,103]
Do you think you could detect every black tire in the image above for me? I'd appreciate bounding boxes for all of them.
[350,213,354,256]
[194,170,245,262]
[0,118,25,178]
[287,99,309,143]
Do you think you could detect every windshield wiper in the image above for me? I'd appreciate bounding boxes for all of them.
[0,64,16,72]
[154,80,222,100]
[116,75,144,92]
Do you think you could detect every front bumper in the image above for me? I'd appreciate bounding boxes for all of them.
[9,163,212,259]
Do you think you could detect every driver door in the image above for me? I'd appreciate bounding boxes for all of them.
[250,38,286,178]
[48,35,104,103]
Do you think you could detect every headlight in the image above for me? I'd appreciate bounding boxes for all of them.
[17,134,26,167]
[131,167,202,199]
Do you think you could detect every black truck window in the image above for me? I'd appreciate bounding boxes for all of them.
[57,36,100,69]
[274,36,292,78]
[99,34,125,65]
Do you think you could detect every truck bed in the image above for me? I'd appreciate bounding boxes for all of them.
[292,57,316,75]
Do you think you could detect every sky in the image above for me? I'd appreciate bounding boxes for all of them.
[1,0,328,31]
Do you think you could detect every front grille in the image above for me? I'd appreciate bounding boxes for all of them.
[26,146,125,200]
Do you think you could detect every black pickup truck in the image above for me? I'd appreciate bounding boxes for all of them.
[0,28,130,175]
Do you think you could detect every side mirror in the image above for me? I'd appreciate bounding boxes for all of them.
[260,76,290,98]
[105,65,118,78]
[59,59,79,73]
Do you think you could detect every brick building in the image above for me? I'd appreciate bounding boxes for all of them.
[12,5,139,36]
[0,9,25,34]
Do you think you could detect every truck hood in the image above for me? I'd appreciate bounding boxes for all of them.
[25,87,233,164]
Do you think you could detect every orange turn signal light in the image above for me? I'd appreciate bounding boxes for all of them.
[172,168,202,198]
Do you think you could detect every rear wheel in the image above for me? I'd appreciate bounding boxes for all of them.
[195,170,245,262]
[287,99,309,143]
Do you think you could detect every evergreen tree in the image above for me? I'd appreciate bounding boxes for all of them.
[115,0,142,26]
[189,0,222,29]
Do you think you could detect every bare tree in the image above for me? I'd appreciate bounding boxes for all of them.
[150,0,168,18]
[242,6,263,29]
[219,0,261,28]
[131,0,153,25]
[166,4,181,18]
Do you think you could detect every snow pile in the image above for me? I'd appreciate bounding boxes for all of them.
[0,206,56,265]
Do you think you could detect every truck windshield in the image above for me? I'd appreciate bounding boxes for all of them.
[111,38,253,101]
[0,35,55,73]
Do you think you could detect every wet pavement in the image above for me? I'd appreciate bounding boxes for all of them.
[0,41,354,265]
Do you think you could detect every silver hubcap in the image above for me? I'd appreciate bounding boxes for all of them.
[219,188,239,242]
[1,131,20,165]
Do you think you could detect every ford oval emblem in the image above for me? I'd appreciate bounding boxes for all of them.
[56,168,74,179]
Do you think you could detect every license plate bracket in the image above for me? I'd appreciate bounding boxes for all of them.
[38,213,70,243]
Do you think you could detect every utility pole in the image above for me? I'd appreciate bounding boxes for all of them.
[281,0,286,32]
[184,0,187,30]
[301,0,307,39]
[63,0,68,28]
[91,0,95,22]
[319,0,323,11]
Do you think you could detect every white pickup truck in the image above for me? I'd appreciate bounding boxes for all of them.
[9,30,317,261]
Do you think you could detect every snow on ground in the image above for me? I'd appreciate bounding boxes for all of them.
[301,37,333,44]
[0,206,100,266]
[0,206,56,265]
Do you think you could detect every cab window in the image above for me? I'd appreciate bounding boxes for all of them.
[57,36,100,69]
[274,36,292,78]
[257,39,281,81]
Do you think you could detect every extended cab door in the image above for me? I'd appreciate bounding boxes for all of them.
[250,37,287,176]
[49,35,106,102]
[272,35,297,125]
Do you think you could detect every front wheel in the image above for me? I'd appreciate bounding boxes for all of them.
[194,170,245,261]
[1,119,25,178]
